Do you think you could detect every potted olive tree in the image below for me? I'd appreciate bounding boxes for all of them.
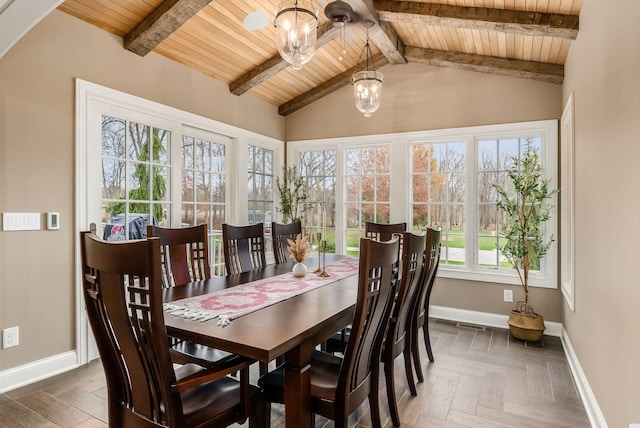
[494,149,558,342]
[276,165,309,223]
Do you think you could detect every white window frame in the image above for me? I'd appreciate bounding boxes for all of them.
[288,119,558,289]
[75,79,283,364]
[560,93,575,310]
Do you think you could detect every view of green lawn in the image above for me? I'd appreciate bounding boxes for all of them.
[304,227,514,268]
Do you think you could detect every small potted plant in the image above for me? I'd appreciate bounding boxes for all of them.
[287,233,310,277]
[494,148,558,342]
[276,166,309,223]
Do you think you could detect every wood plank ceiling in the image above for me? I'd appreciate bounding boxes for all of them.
[58,0,583,115]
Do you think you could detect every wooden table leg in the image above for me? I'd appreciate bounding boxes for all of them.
[284,340,313,428]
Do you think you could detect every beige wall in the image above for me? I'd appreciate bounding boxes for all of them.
[286,62,562,140]
[562,0,640,425]
[0,10,284,371]
[287,63,564,323]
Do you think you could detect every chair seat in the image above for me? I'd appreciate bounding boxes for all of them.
[171,340,239,367]
[259,350,343,404]
[176,364,261,427]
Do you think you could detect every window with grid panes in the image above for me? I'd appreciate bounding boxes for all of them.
[248,144,274,259]
[181,133,227,275]
[287,120,556,287]
[101,115,171,241]
[411,141,466,266]
[297,149,337,253]
[345,145,391,256]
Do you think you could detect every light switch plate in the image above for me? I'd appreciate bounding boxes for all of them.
[2,212,40,231]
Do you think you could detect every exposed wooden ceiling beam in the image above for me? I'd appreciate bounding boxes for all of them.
[404,46,564,84]
[350,0,406,64]
[375,0,579,39]
[124,0,213,56]
[230,22,339,96]
[278,53,390,116]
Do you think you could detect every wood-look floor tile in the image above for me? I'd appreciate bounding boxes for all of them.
[56,389,108,423]
[0,399,59,427]
[528,393,586,411]
[477,371,505,410]
[447,408,516,427]
[503,400,591,427]
[92,386,107,400]
[441,354,509,376]
[469,328,492,352]
[548,361,580,398]
[413,413,468,427]
[426,375,458,419]
[504,365,529,405]
[16,390,91,427]
[488,328,510,350]
[526,361,554,398]
[475,404,569,428]
[449,373,482,414]
[73,418,107,428]
[449,330,476,355]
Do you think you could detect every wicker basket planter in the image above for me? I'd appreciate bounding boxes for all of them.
[508,310,546,342]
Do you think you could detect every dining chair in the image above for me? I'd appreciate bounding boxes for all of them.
[411,227,442,382]
[322,221,407,354]
[222,223,267,275]
[79,231,266,428]
[271,221,302,265]
[147,224,243,368]
[258,237,400,428]
[364,221,407,242]
[382,231,427,427]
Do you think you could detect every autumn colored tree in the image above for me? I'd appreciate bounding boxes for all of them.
[411,144,446,227]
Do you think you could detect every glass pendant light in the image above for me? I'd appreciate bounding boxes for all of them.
[274,0,319,71]
[351,26,383,117]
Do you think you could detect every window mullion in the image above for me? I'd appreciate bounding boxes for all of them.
[467,135,478,270]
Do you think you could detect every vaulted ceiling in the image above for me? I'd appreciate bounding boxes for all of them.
[58,0,582,115]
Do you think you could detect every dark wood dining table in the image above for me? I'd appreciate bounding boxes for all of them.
[163,254,358,428]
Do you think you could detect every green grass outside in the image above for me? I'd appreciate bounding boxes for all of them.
[445,230,507,251]
[308,228,512,263]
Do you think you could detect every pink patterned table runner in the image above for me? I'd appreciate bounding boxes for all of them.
[164,257,359,323]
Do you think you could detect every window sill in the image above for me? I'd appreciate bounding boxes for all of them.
[437,266,557,289]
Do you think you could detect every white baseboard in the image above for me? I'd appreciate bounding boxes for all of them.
[0,351,78,394]
[430,305,563,337]
[561,327,608,428]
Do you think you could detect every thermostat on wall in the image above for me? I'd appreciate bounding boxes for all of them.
[47,212,60,230]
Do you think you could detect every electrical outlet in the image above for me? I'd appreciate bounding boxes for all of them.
[503,289,513,303]
[3,326,19,349]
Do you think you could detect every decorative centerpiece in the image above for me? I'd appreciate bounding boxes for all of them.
[494,149,558,342]
[288,233,310,277]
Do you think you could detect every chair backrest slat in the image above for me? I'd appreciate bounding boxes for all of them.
[222,223,267,274]
[272,221,302,264]
[147,224,211,287]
